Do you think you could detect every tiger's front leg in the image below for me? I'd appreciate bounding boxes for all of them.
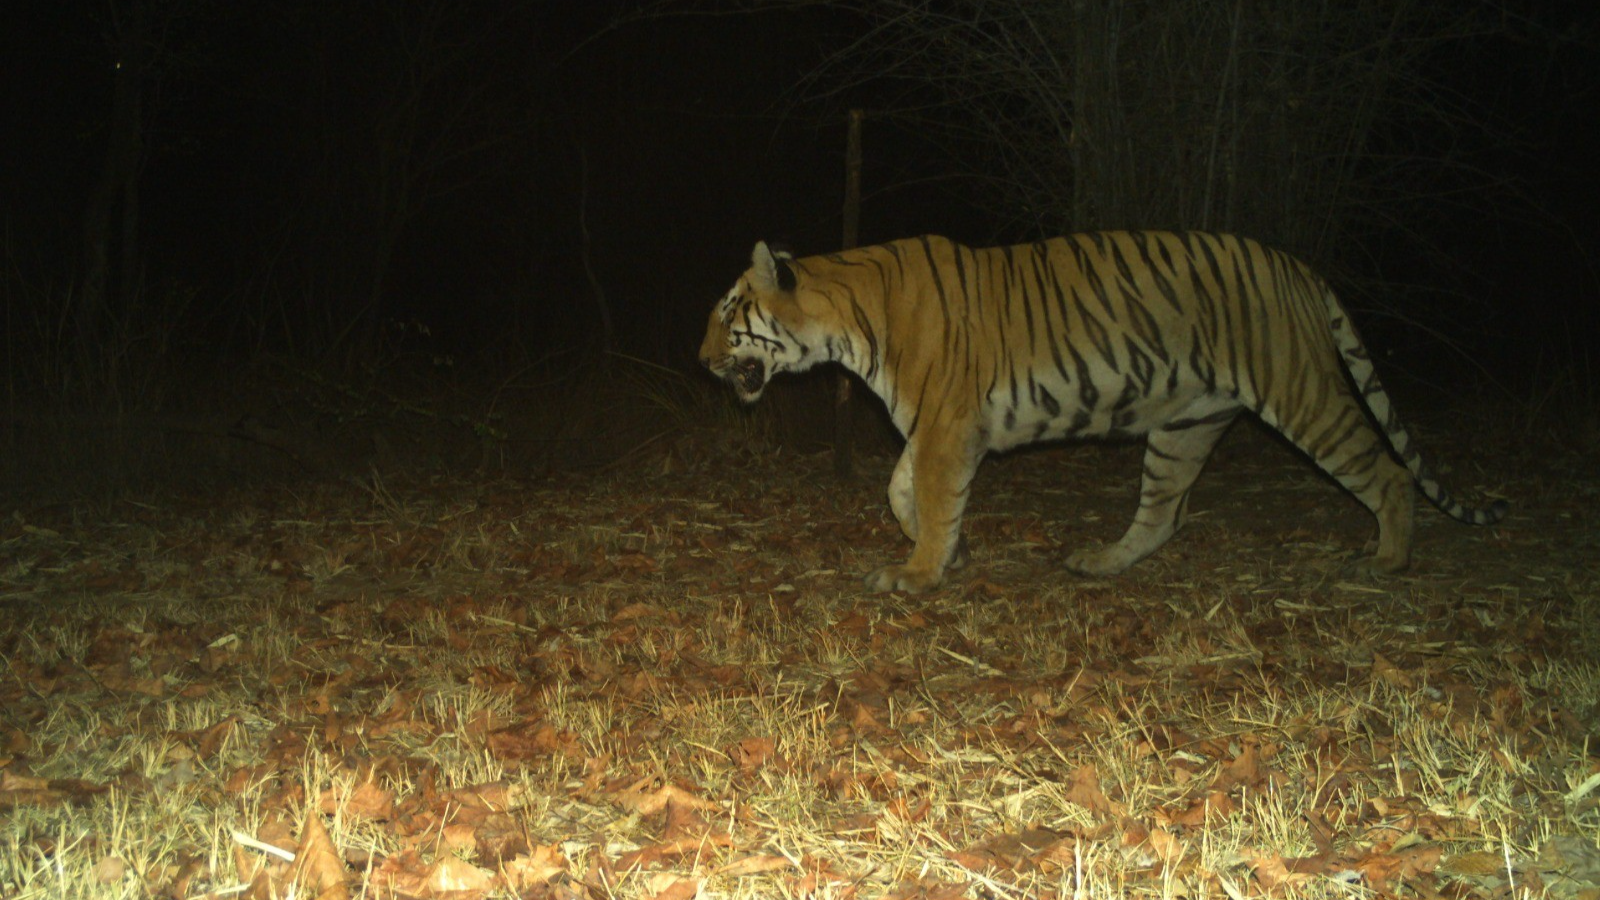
[867,431,979,593]
[886,446,971,574]
[887,447,918,541]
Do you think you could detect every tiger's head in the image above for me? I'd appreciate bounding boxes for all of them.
[699,241,822,403]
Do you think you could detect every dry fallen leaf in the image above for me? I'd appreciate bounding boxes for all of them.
[442,822,478,855]
[715,854,793,878]
[1067,764,1115,815]
[663,797,712,842]
[729,736,776,770]
[1370,652,1414,689]
[335,779,395,820]
[442,780,526,811]
[0,771,48,791]
[423,855,497,897]
[1438,850,1505,877]
[645,872,700,900]
[613,602,663,621]
[615,781,719,816]
[1146,828,1183,865]
[195,715,241,759]
[618,832,735,870]
[91,855,127,884]
[290,814,350,900]
[502,844,569,891]
[1213,741,1262,791]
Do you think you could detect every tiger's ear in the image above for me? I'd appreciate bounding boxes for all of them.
[751,241,797,293]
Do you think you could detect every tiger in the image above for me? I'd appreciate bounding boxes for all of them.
[698,232,1507,593]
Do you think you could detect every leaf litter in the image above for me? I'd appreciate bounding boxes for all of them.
[0,423,1596,899]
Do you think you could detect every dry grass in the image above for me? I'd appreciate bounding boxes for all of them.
[1,417,1596,899]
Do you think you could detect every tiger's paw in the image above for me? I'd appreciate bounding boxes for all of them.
[1342,553,1408,579]
[1065,545,1134,577]
[865,563,944,594]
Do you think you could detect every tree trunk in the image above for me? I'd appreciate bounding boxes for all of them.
[833,109,864,479]
[577,143,614,359]
[79,3,147,387]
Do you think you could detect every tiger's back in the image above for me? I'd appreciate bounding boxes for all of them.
[699,231,1505,591]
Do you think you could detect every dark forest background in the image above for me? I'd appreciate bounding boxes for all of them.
[3,0,1597,493]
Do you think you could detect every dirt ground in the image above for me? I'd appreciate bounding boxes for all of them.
[2,414,1596,899]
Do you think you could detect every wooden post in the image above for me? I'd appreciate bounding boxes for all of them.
[834,109,864,479]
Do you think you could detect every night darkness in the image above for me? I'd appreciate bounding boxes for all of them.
[4,2,937,368]
[3,0,1599,486]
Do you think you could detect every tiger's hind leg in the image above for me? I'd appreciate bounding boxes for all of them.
[1360,469,1415,573]
[1067,404,1240,576]
[1263,383,1415,573]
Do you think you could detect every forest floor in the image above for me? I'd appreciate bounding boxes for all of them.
[2,413,1597,900]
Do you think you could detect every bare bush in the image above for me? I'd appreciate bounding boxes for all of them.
[804,0,1495,268]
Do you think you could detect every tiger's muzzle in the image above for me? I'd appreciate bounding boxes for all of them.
[703,355,768,402]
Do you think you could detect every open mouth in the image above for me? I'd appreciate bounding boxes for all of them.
[732,358,766,399]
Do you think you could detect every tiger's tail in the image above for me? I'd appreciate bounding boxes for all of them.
[1320,289,1508,525]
